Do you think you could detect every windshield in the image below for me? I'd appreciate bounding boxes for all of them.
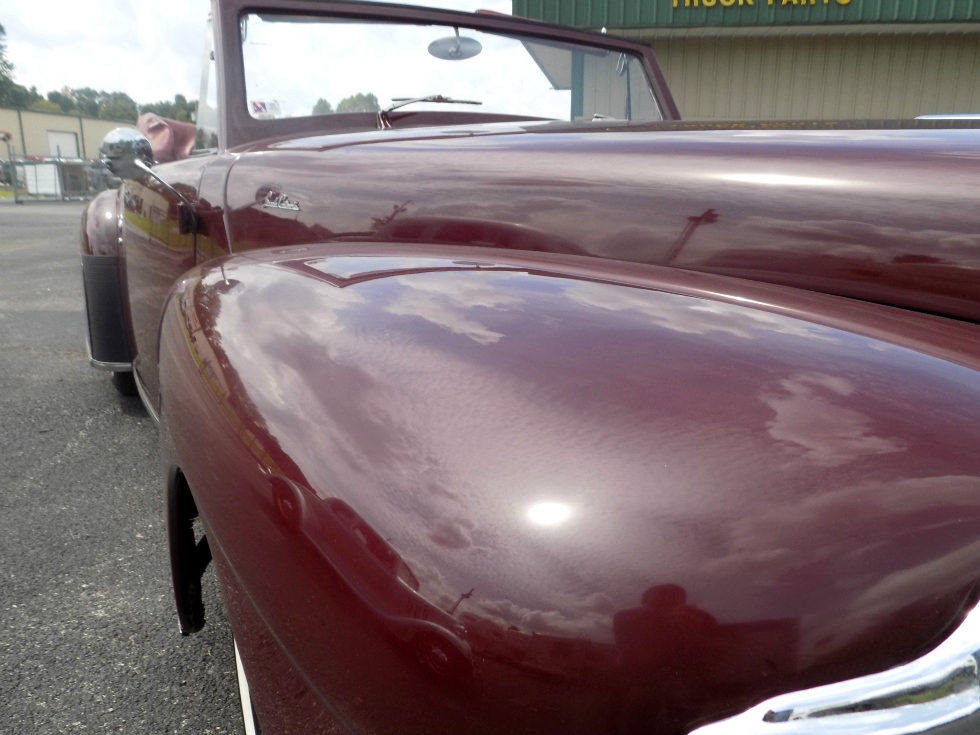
[241,13,663,124]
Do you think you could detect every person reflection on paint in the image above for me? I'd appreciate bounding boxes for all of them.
[612,584,718,735]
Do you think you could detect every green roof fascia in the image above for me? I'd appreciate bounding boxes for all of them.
[511,0,980,29]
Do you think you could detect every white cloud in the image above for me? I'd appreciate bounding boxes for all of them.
[2,0,513,104]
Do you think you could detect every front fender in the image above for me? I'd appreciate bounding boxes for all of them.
[159,242,980,734]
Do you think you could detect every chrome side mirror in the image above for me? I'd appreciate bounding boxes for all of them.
[99,127,200,235]
[100,128,154,180]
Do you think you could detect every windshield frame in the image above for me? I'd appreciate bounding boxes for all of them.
[212,0,678,150]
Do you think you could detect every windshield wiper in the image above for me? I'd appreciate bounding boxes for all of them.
[378,95,482,128]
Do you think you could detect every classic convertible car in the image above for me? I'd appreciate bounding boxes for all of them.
[81,0,980,733]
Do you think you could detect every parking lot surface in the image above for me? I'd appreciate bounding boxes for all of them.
[1,199,243,734]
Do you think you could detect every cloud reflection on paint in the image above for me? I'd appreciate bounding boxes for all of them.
[202,252,980,670]
[697,474,980,665]
[562,280,839,342]
[383,274,524,344]
[470,590,617,642]
[428,517,476,550]
[762,373,907,467]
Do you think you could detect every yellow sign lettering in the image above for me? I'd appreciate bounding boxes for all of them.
[674,0,758,6]
[673,0,853,7]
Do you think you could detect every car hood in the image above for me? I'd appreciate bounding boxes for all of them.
[173,244,980,730]
[223,122,980,324]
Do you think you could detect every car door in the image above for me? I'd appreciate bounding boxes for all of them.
[122,157,207,411]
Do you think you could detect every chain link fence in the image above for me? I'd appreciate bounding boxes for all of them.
[2,157,114,203]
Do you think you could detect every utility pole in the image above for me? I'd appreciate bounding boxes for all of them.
[663,208,719,264]
[448,588,475,616]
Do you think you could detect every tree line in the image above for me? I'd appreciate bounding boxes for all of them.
[0,23,193,123]
[313,93,380,115]
[1,24,381,124]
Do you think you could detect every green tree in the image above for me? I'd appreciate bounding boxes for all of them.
[0,26,51,111]
[172,94,196,122]
[98,91,138,122]
[5,83,41,109]
[48,87,137,122]
[0,28,183,124]
[312,97,333,115]
[336,92,379,113]
[141,93,197,123]
[47,89,76,114]
[0,23,17,107]
[29,98,61,113]
[66,87,103,117]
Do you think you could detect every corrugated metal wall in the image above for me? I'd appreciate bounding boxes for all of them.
[514,0,980,120]
[653,29,980,119]
[514,0,980,29]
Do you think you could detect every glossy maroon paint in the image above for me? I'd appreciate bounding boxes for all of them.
[77,3,980,732]
[223,124,980,323]
[160,243,980,734]
[120,160,202,405]
[113,120,980,414]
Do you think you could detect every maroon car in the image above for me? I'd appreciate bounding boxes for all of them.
[81,1,980,733]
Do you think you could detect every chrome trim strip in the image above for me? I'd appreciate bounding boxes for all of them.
[86,333,132,373]
[235,641,260,735]
[691,602,980,735]
[89,358,133,372]
[133,368,160,426]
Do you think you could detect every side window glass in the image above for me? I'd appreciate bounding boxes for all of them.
[194,14,219,152]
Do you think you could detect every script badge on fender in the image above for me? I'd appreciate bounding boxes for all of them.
[262,191,301,211]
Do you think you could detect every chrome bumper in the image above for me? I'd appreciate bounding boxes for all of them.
[692,603,980,734]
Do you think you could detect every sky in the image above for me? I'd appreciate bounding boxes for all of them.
[2,0,513,106]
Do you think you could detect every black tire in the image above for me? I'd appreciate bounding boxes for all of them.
[413,632,472,680]
[111,371,138,397]
[234,640,262,735]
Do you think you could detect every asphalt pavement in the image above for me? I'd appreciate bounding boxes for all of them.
[0,199,244,734]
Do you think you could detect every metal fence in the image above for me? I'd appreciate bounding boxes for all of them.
[2,157,112,203]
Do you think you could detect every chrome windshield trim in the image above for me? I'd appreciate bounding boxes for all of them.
[692,602,980,735]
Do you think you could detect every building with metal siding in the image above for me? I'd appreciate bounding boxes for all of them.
[512,1,980,120]
[0,108,133,199]
[0,107,132,160]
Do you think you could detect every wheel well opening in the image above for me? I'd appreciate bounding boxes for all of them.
[168,468,212,635]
